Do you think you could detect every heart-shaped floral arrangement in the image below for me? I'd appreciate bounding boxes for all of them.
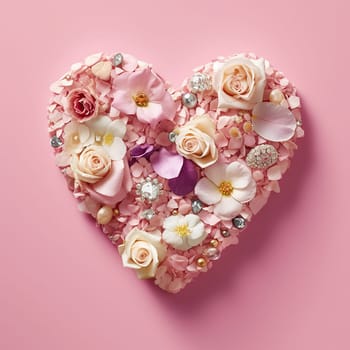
[48,52,304,293]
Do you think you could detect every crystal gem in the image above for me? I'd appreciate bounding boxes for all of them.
[182,92,197,108]
[191,199,203,214]
[113,53,123,66]
[232,215,246,229]
[189,73,211,93]
[168,131,177,143]
[246,144,278,169]
[142,209,155,220]
[50,135,63,148]
[136,178,162,202]
[204,247,221,261]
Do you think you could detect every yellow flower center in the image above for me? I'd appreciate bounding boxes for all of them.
[133,92,149,107]
[175,224,190,237]
[103,133,114,146]
[218,181,234,196]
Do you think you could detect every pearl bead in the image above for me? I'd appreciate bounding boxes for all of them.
[196,257,207,268]
[220,229,231,238]
[269,89,285,104]
[210,239,219,248]
[182,92,197,108]
[97,206,113,225]
[172,209,178,215]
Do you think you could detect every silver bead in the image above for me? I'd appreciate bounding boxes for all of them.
[50,135,63,148]
[189,73,211,93]
[220,229,231,238]
[182,92,197,108]
[246,144,278,169]
[142,209,155,221]
[232,216,246,229]
[168,131,177,143]
[191,199,203,214]
[113,53,123,66]
[204,247,221,261]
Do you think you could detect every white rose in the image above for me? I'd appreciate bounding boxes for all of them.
[213,56,266,110]
[71,145,111,184]
[175,114,218,168]
[118,228,166,279]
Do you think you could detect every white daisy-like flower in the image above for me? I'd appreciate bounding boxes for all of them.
[194,161,256,220]
[162,214,206,251]
[86,116,127,160]
[63,120,93,155]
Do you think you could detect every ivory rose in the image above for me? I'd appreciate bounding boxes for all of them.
[175,114,218,168]
[66,88,98,121]
[71,145,111,184]
[213,56,266,110]
[118,228,166,279]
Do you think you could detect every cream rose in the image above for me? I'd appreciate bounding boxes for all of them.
[175,114,218,168]
[71,145,111,184]
[118,228,166,279]
[213,56,266,110]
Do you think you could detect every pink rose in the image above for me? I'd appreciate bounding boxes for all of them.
[66,88,98,122]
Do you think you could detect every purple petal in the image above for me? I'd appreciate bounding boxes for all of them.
[129,144,155,165]
[150,148,184,179]
[168,159,198,196]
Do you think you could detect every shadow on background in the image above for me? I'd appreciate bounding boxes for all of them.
[150,95,314,313]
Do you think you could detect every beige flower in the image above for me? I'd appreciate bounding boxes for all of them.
[213,55,266,110]
[118,228,166,279]
[71,145,111,184]
[175,114,218,168]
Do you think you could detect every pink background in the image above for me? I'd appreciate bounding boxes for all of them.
[0,0,349,349]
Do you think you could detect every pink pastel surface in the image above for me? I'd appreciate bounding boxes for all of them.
[0,0,348,349]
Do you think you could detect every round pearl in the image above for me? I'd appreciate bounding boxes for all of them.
[172,209,178,215]
[196,257,207,268]
[210,239,219,248]
[97,206,113,225]
[269,89,285,104]
[182,92,197,108]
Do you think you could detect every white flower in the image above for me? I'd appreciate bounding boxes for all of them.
[63,120,93,155]
[194,162,256,220]
[118,228,166,279]
[86,116,127,160]
[162,214,206,251]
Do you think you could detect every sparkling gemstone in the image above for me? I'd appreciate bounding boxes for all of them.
[220,229,231,238]
[182,92,197,108]
[246,144,278,169]
[113,53,123,66]
[204,247,221,261]
[142,209,155,220]
[191,199,203,214]
[137,178,162,201]
[232,216,246,229]
[50,135,63,148]
[189,73,211,93]
[168,131,177,143]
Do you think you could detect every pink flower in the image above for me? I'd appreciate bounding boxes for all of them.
[66,88,98,122]
[112,67,176,127]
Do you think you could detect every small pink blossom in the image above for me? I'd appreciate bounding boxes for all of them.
[65,88,98,122]
[112,67,176,127]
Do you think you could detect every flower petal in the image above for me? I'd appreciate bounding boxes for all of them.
[136,102,163,125]
[226,161,252,189]
[252,102,297,142]
[232,179,256,203]
[213,196,242,220]
[107,120,127,139]
[104,137,126,161]
[86,116,110,135]
[194,178,221,205]
[163,230,188,250]
[150,148,183,179]
[204,163,228,186]
[112,90,137,115]
[168,159,198,196]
